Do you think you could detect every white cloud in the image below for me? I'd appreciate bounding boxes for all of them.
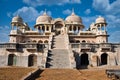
[23,0,81,6]
[13,7,40,22]
[84,9,91,15]
[63,9,72,15]
[92,0,120,14]
[9,7,52,23]
[109,31,120,43]
[92,0,110,11]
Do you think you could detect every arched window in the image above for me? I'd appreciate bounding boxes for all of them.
[44,40,48,43]
[38,40,43,43]
[76,40,80,43]
[33,40,36,43]
[82,40,86,43]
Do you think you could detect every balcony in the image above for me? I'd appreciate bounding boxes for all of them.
[100,43,112,52]
[24,44,37,50]
[80,43,92,52]
[0,43,18,51]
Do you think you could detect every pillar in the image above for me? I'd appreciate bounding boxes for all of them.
[72,25,74,31]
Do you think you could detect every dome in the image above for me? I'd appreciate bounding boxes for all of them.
[65,11,82,23]
[36,11,52,25]
[11,15,23,23]
[95,16,106,24]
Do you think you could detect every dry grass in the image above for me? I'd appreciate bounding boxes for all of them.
[36,69,109,80]
[0,66,36,80]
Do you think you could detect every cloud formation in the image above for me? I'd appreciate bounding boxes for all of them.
[92,0,120,28]
[84,9,91,15]
[8,7,51,23]
[63,9,72,15]
[23,0,81,6]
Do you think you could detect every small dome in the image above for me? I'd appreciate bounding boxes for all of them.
[65,11,82,23]
[11,15,23,23]
[95,16,106,24]
[36,11,52,25]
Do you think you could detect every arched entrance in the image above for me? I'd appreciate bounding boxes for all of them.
[101,53,108,65]
[28,54,37,67]
[81,53,89,66]
[53,18,65,35]
[8,54,16,66]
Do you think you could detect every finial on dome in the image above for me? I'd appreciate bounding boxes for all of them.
[43,9,47,15]
[71,8,75,15]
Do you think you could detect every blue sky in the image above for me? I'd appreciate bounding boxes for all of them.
[0,0,120,43]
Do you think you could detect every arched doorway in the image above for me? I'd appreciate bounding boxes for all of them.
[8,54,16,66]
[81,53,89,66]
[101,53,108,65]
[28,54,37,67]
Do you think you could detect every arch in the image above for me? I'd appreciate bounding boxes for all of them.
[42,26,45,31]
[70,40,75,43]
[33,40,37,43]
[81,53,89,66]
[38,40,43,43]
[73,26,76,31]
[76,40,80,43]
[82,40,86,43]
[46,26,49,31]
[28,54,37,67]
[101,53,108,65]
[87,40,90,43]
[44,40,48,43]
[8,54,16,66]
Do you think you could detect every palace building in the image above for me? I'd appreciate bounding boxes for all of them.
[0,10,120,69]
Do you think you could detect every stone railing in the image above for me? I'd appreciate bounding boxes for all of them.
[0,43,49,52]
[10,30,22,35]
[0,43,17,49]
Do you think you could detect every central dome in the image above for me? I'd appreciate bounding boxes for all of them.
[65,11,82,23]
[36,11,52,25]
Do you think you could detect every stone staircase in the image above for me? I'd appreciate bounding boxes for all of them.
[53,34,68,49]
[46,34,71,68]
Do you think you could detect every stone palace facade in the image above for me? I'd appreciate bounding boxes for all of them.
[0,10,120,69]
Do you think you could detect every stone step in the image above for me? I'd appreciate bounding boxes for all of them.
[46,49,70,68]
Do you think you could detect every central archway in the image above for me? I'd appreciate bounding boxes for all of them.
[28,54,37,67]
[81,53,89,66]
[101,53,108,65]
